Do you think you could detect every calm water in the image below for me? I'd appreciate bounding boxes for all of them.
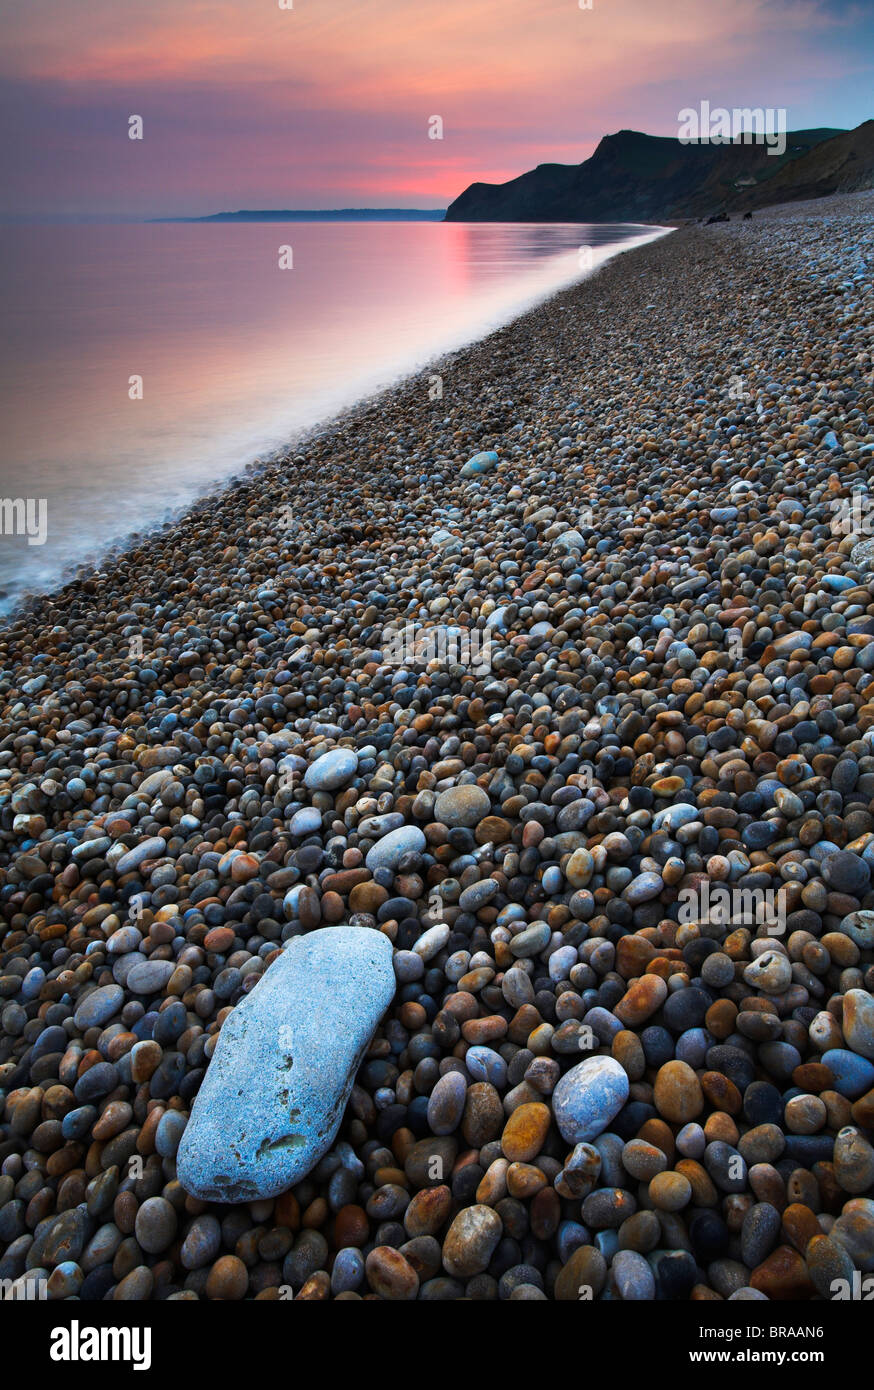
[0,220,665,611]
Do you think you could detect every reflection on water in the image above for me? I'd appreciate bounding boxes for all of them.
[0,219,666,611]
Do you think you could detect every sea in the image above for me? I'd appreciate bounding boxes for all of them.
[0,219,667,613]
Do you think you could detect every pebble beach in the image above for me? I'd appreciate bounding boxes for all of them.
[1,190,874,1303]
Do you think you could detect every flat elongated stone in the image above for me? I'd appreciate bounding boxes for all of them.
[460,450,498,477]
[651,803,699,833]
[126,960,176,994]
[115,837,167,875]
[364,825,426,871]
[73,984,124,1031]
[843,989,874,1060]
[177,926,395,1201]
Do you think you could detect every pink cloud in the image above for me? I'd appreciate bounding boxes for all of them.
[1,0,870,215]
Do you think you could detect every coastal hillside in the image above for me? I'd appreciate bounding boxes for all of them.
[445,120,874,222]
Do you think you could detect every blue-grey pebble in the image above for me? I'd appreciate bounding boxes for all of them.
[553,1056,629,1144]
[126,960,176,994]
[115,837,167,875]
[331,1247,365,1294]
[364,825,426,871]
[741,1203,781,1267]
[303,748,358,791]
[822,1048,874,1098]
[289,807,322,836]
[675,1028,713,1068]
[73,984,124,1031]
[155,1110,188,1159]
[180,1215,222,1270]
[611,1248,656,1299]
[465,1046,507,1088]
[704,1141,748,1192]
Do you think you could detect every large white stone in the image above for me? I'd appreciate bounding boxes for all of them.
[177,926,394,1201]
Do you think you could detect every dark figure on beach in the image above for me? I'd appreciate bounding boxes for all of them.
[743,211,753,220]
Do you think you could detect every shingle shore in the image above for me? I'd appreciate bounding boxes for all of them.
[1,192,873,1301]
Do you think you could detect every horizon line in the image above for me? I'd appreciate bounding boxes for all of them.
[0,207,450,226]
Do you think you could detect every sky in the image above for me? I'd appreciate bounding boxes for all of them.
[1,0,872,218]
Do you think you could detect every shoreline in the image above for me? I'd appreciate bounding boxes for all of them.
[1,190,872,1303]
[0,221,669,626]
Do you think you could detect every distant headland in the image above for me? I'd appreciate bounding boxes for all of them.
[156,208,447,223]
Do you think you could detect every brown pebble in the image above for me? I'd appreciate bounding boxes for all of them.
[506,1161,548,1198]
[365,1245,419,1300]
[648,1171,692,1211]
[705,999,737,1039]
[462,1083,504,1148]
[612,1029,645,1080]
[653,1060,703,1123]
[501,1102,551,1162]
[781,1202,821,1254]
[675,1158,718,1207]
[334,1203,368,1247]
[296,1271,331,1299]
[614,974,667,1025]
[703,1110,739,1145]
[749,1164,787,1210]
[851,1088,874,1128]
[554,1245,607,1301]
[792,1062,834,1093]
[700,1071,742,1114]
[205,1255,249,1300]
[403,1185,451,1238]
[441,1205,503,1278]
[750,1245,816,1300]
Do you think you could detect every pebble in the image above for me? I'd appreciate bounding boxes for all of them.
[834,1125,874,1193]
[126,960,176,994]
[442,1206,503,1277]
[73,983,124,1030]
[653,1060,704,1123]
[552,1056,630,1144]
[610,1248,656,1299]
[134,1197,177,1254]
[821,1049,874,1099]
[176,927,395,1199]
[427,1072,468,1135]
[741,1202,781,1266]
[843,989,874,1060]
[743,951,792,994]
[501,1102,551,1161]
[364,825,426,871]
[433,785,491,828]
[365,1245,419,1300]
[114,838,167,876]
[805,1233,857,1299]
[304,748,358,791]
